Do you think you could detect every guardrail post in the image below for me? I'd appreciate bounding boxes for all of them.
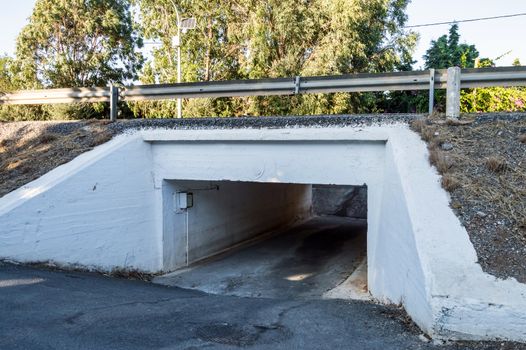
[294,76,301,94]
[110,84,119,122]
[428,68,435,115]
[446,67,461,119]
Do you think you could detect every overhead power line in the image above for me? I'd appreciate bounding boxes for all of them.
[405,12,526,28]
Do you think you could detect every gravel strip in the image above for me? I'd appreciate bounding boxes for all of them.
[107,114,422,134]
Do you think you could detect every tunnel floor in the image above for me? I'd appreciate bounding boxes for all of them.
[154,216,368,299]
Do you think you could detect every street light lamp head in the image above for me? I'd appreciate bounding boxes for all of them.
[180,18,197,32]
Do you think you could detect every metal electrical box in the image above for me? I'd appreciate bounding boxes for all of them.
[175,192,193,212]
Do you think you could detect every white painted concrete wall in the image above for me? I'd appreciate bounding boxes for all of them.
[387,128,526,341]
[162,180,311,269]
[370,137,433,329]
[144,127,526,342]
[0,135,162,272]
[0,125,525,342]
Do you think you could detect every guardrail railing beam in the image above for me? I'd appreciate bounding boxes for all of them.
[1,66,526,120]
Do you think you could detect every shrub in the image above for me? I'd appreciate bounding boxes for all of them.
[485,156,507,173]
[0,103,107,121]
[442,174,461,191]
[461,87,526,113]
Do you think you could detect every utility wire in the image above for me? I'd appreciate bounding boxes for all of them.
[405,12,526,28]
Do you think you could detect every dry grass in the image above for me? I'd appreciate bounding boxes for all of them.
[445,118,474,126]
[421,127,436,143]
[485,156,507,173]
[428,148,452,174]
[412,115,526,282]
[90,131,112,147]
[441,174,461,191]
[0,121,113,198]
[38,133,58,144]
[106,268,154,281]
[410,119,426,133]
[412,119,455,182]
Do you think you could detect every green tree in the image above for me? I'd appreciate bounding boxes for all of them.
[475,57,495,68]
[135,0,243,85]
[461,56,526,113]
[0,55,51,122]
[422,25,526,114]
[423,24,478,69]
[15,0,144,88]
[133,0,417,117]
[0,56,16,92]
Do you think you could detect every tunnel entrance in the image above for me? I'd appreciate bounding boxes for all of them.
[158,180,368,299]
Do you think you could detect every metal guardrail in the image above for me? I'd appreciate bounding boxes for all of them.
[460,67,526,88]
[0,87,111,105]
[123,70,449,101]
[2,66,526,120]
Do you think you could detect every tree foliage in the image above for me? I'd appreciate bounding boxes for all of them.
[423,24,478,69]
[422,24,526,114]
[132,0,417,117]
[0,56,17,92]
[461,57,526,113]
[6,1,526,120]
[461,87,526,113]
[15,0,143,88]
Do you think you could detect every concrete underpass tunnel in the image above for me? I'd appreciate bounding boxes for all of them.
[161,180,369,299]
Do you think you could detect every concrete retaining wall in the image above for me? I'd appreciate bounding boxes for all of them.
[0,124,525,342]
[0,135,162,272]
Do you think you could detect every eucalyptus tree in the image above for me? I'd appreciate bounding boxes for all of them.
[15,0,144,88]
[0,56,16,92]
[134,0,417,117]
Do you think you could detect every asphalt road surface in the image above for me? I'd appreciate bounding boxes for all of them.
[2,262,525,349]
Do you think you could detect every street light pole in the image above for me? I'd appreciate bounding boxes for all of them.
[170,0,183,119]
[176,25,182,119]
[166,1,196,119]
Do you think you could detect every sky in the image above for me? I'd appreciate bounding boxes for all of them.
[1,0,526,69]
[406,0,526,68]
